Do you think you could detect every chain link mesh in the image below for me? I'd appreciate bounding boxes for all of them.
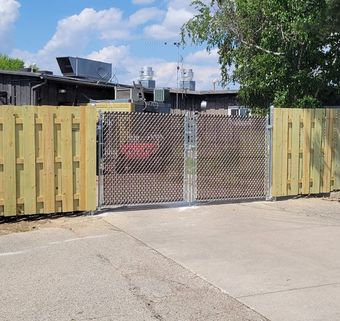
[196,114,267,201]
[102,112,185,205]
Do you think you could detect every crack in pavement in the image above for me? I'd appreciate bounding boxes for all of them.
[237,281,340,299]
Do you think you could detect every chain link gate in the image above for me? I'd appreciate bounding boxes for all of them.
[98,112,270,208]
[195,114,268,201]
[98,112,186,206]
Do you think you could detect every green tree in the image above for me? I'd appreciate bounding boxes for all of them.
[182,0,340,111]
[0,54,25,71]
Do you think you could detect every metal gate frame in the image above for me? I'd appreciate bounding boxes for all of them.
[97,110,273,209]
[184,112,198,205]
[98,112,187,207]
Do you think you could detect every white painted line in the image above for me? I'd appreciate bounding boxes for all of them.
[0,234,109,257]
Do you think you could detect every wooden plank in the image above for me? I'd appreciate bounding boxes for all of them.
[0,108,3,212]
[79,107,87,209]
[42,107,56,213]
[79,106,97,211]
[60,108,74,212]
[23,107,37,214]
[290,109,300,196]
[272,109,283,197]
[311,109,324,194]
[323,109,334,193]
[333,109,340,189]
[281,109,289,196]
[302,109,313,194]
[3,107,17,216]
[86,106,97,211]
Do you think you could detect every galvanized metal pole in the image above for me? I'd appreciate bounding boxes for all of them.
[184,112,190,204]
[266,106,274,201]
[175,42,180,109]
[97,112,104,210]
[191,111,198,204]
[184,111,198,205]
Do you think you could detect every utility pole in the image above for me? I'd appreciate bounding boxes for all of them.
[174,42,180,109]
[163,41,182,109]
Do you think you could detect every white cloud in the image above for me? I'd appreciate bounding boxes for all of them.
[83,44,222,90]
[0,0,20,52]
[11,7,135,72]
[144,3,194,40]
[87,45,130,65]
[151,61,221,90]
[186,48,219,64]
[11,48,58,71]
[11,7,127,72]
[11,5,165,66]
[10,2,224,90]
[129,7,165,27]
[132,0,155,4]
[119,50,222,90]
[40,8,126,56]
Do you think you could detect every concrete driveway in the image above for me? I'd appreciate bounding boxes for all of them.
[1,198,340,321]
[103,198,340,321]
[0,213,267,321]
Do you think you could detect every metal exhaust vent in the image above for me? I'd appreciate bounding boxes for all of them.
[56,57,112,82]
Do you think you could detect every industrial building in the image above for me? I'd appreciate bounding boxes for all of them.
[0,69,119,106]
[0,57,244,113]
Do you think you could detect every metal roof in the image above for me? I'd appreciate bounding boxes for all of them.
[169,88,239,95]
[0,69,119,88]
[0,69,41,77]
[0,69,239,94]
[41,74,117,88]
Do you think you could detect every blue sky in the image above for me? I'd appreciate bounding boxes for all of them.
[0,0,226,89]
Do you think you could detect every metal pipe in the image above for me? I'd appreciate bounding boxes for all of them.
[31,79,47,105]
[97,112,104,210]
[266,105,274,201]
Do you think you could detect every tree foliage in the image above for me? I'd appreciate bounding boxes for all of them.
[182,0,340,111]
[0,54,25,71]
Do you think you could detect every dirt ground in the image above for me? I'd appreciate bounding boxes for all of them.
[1,195,339,236]
[0,214,95,236]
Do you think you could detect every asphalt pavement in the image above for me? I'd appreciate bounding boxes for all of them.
[0,215,267,321]
[2,198,340,321]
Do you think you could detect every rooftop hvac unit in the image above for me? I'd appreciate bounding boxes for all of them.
[115,87,140,102]
[181,69,194,81]
[56,57,112,82]
[140,80,156,89]
[139,66,154,80]
[180,69,196,91]
[139,66,156,89]
[154,88,170,102]
[180,81,196,91]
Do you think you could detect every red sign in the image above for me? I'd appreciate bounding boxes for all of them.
[121,143,158,159]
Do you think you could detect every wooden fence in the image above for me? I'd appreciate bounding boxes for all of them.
[0,106,97,217]
[272,108,340,197]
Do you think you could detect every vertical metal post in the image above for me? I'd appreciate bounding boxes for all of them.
[184,112,190,204]
[266,106,274,201]
[191,112,197,204]
[175,42,180,109]
[184,111,197,205]
[97,112,104,209]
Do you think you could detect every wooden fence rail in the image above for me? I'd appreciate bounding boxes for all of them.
[272,108,340,197]
[0,106,97,217]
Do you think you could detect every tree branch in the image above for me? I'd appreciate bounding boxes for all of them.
[240,39,285,56]
[225,20,285,56]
